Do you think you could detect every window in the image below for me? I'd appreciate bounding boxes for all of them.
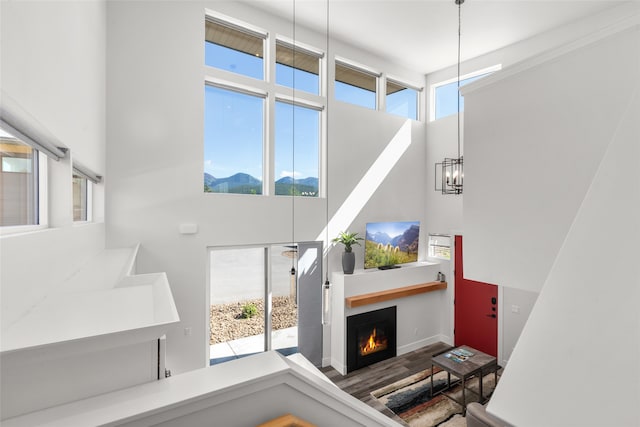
[275,101,320,197]
[431,65,501,121]
[72,172,88,222]
[335,60,378,110]
[276,41,321,95]
[386,79,418,120]
[204,13,326,197]
[428,234,451,260]
[205,17,266,80]
[204,84,265,195]
[0,130,39,226]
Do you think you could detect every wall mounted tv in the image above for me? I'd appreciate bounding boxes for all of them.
[364,221,420,270]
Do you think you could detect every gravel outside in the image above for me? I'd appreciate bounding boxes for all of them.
[209,296,298,344]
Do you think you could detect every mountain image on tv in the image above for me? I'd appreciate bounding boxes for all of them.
[364,221,420,269]
[204,173,318,196]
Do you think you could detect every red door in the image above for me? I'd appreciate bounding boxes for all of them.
[454,235,498,357]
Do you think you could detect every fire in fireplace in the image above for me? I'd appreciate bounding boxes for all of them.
[346,306,397,373]
[360,327,388,356]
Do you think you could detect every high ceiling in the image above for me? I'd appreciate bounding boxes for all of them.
[245,0,627,74]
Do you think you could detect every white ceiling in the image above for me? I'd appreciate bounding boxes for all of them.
[246,0,627,74]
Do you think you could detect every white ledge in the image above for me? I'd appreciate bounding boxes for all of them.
[0,244,180,354]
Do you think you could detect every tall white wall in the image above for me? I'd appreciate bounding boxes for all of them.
[0,1,106,323]
[105,0,427,374]
[490,53,640,427]
[463,20,640,293]
[461,19,640,426]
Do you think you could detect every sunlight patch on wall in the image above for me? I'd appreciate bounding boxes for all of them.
[316,120,413,251]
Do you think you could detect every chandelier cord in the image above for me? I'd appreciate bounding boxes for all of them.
[457,0,461,160]
[325,0,330,286]
[291,0,296,273]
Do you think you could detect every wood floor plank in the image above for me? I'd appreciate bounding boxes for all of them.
[320,342,453,425]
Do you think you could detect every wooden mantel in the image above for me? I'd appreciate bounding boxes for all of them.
[345,281,447,308]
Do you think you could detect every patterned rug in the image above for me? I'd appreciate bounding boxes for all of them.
[371,367,499,427]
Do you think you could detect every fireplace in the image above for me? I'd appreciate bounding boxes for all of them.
[346,306,397,373]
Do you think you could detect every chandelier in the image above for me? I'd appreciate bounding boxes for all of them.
[435,0,465,195]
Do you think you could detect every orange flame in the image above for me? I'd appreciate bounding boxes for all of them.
[360,328,388,356]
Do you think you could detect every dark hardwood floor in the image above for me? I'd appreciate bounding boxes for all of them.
[320,341,453,425]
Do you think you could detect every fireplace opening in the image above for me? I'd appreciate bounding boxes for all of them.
[346,306,396,373]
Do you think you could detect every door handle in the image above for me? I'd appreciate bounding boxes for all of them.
[486,314,496,318]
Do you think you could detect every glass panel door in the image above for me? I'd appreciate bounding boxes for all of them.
[210,247,266,364]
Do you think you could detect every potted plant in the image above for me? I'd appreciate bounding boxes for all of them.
[332,231,363,274]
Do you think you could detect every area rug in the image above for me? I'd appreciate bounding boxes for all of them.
[371,367,498,427]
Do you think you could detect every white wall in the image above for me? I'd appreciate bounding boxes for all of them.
[463,18,640,294]
[105,0,427,374]
[501,287,538,364]
[490,53,640,427]
[0,1,107,324]
[460,19,640,426]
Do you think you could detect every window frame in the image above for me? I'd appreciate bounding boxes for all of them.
[274,96,323,197]
[334,57,380,110]
[0,128,48,234]
[204,80,267,195]
[428,234,452,261]
[385,76,422,120]
[275,37,324,96]
[203,11,327,198]
[204,13,268,81]
[429,64,502,122]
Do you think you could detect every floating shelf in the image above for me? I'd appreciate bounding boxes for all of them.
[345,281,447,308]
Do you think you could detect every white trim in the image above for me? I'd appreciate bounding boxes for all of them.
[204,9,268,40]
[334,56,381,77]
[461,17,640,96]
[0,117,67,161]
[73,162,102,184]
[275,94,325,111]
[204,77,268,99]
[386,75,423,92]
[275,36,324,59]
[38,151,48,228]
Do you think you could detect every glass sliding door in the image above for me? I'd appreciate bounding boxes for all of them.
[209,247,267,364]
[209,244,306,364]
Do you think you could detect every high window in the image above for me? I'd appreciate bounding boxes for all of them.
[0,131,39,226]
[204,84,265,195]
[276,41,321,95]
[431,65,501,121]
[204,13,325,197]
[386,79,419,120]
[72,171,91,222]
[335,60,378,110]
[205,17,266,80]
[275,101,320,197]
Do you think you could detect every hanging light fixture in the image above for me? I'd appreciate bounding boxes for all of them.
[435,0,464,195]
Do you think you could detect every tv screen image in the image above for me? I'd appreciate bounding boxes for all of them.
[364,221,420,269]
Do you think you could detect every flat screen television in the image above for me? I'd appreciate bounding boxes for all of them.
[364,221,420,270]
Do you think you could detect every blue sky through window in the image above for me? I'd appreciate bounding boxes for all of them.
[275,102,319,192]
[434,73,490,120]
[335,81,376,109]
[204,85,264,182]
[387,87,417,120]
[205,41,263,80]
[276,63,319,95]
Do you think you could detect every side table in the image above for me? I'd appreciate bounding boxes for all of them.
[430,345,498,413]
